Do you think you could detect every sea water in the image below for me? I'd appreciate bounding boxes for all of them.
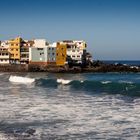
[0,70,140,139]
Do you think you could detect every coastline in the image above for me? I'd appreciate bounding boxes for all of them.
[0,61,139,73]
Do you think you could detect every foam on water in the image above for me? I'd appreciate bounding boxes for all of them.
[119,80,134,84]
[9,75,35,84]
[1,72,140,139]
[101,81,112,84]
[57,78,72,85]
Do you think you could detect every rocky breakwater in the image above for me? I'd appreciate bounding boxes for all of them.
[83,61,140,73]
[0,61,140,73]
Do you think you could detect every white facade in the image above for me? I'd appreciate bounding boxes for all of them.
[73,40,87,49]
[0,47,10,64]
[33,39,48,48]
[1,41,9,48]
[47,43,56,62]
[29,43,56,64]
[61,40,86,64]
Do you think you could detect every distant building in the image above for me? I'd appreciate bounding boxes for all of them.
[20,40,30,64]
[33,39,49,48]
[29,43,56,65]
[47,43,56,65]
[0,46,10,64]
[61,40,87,65]
[1,41,9,48]
[56,42,67,66]
[8,37,22,64]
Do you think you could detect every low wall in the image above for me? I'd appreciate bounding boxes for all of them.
[0,64,29,72]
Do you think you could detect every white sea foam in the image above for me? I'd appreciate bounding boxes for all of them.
[101,81,112,84]
[119,80,133,84]
[57,78,71,85]
[9,76,35,84]
[57,78,63,83]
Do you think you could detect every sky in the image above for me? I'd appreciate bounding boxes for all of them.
[0,0,140,60]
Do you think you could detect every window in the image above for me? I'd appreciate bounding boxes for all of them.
[16,54,18,56]
[72,55,75,58]
[52,53,55,55]
[16,44,18,46]
[37,48,43,50]
[67,45,71,49]
[77,55,80,57]
[52,48,54,50]
[16,49,18,51]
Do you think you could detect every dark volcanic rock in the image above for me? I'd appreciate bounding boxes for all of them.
[0,61,140,73]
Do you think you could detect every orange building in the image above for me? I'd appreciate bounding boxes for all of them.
[8,37,22,64]
[56,42,67,66]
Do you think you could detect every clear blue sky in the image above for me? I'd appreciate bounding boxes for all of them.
[0,0,140,60]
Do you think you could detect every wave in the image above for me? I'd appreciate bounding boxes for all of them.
[119,80,134,84]
[34,78,140,96]
[9,76,35,84]
[57,79,72,85]
[101,81,112,84]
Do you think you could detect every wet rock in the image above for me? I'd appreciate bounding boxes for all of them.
[26,129,36,135]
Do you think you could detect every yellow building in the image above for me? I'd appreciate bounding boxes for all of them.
[56,42,67,66]
[8,37,22,64]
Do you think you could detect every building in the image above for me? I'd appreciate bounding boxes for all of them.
[29,43,56,65]
[8,37,22,64]
[56,42,67,66]
[1,40,9,48]
[61,40,87,65]
[20,40,30,64]
[33,39,49,48]
[0,46,10,64]
[46,43,56,65]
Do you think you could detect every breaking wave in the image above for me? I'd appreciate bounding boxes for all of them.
[9,76,35,84]
[35,78,140,96]
[57,79,72,85]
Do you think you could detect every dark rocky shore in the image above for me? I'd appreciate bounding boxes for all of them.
[0,61,140,73]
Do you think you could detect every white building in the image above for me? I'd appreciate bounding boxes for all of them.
[0,47,10,64]
[29,43,56,65]
[33,39,49,48]
[61,40,87,64]
[1,41,9,48]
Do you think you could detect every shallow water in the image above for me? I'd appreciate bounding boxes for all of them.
[0,72,140,139]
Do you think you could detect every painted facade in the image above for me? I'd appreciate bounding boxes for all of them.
[33,39,49,48]
[46,43,56,64]
[0,47,10,64]
[20,40,30,64]
[56,42,67,66]
[0,37,90,66]
[29,44,56,65]
[8,37,22,64]
[61,40,86,64]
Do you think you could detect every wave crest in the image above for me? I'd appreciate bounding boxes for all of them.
[9,76,35,84]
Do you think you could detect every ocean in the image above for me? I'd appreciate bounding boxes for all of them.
[1,61,140,139]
